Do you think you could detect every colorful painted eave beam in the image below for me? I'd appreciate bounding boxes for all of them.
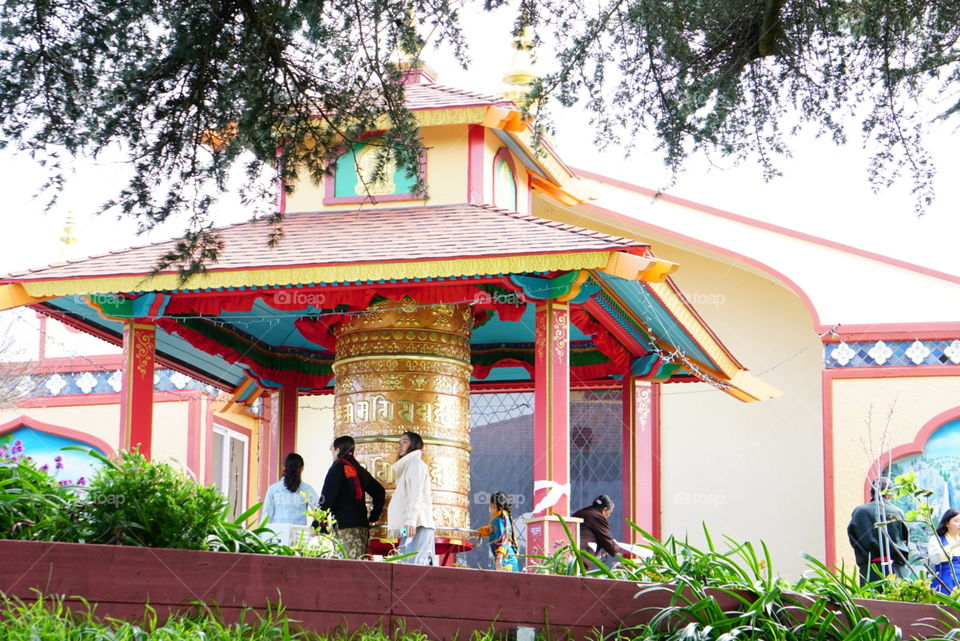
[588,271,781,403]
[0,251,617,301]
[0,239,679,303]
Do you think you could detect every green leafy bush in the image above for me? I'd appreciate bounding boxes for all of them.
[80,449,227,549]
[0,442,80,542]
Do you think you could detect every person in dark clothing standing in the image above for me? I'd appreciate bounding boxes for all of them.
[319,435,385,559]
[847,476,910,586]
[572,495,631,562]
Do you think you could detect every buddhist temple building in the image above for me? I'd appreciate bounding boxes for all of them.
[2,54,959,577]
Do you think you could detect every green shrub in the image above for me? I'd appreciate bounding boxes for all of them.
[80,449,227,549]
[0,444,80,542]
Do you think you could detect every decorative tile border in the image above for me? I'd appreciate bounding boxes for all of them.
[28,369,220,397]
[824,340,960,368]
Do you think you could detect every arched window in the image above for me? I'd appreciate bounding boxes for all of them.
[492,148,518,211]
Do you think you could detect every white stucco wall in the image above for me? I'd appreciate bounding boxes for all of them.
[296,394,335,492]
[579,176,960,326]
[654,245,825,579]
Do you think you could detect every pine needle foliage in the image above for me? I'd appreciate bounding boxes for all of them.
[1,0,958,274]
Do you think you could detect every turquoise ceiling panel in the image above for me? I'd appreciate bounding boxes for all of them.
[601,278,717,369]
[217,298,330,351]
[471,304,592,345]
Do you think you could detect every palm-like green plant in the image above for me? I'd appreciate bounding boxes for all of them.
[206,501,296,555]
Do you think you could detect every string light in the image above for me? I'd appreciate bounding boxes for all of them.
[12,274,835,400]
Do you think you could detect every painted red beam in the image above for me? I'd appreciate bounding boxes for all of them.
[582,298,648,357]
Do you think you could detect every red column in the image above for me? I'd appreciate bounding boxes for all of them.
[259,393,279,491]
[526,300,579,563]
[467,124,485,204]
[621,378,661,543]
[120,320,156,458]
[277,386,299,476]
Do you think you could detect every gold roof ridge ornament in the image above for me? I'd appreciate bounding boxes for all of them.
[502,26,538,110]
[394,10,437,84]
[58,212,78,261]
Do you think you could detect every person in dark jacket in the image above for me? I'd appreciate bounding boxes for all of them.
[572,495,631,562]
[847,476,910,586]
[318,435,385,559]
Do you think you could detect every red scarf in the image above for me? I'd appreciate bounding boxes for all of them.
[341,455,363,500]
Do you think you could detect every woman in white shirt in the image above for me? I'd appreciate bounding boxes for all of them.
[928,508,960,594]
[263,453,319,531]
[387,431,436,565]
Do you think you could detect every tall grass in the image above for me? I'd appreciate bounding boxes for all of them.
[0,593,508,641]
[526,520,960,640]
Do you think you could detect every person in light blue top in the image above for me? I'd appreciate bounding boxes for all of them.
[263,453,319,525]
[929,508,960,595]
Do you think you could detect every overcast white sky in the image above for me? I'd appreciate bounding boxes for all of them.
[1,9,957,276]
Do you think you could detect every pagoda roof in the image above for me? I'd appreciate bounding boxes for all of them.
[0,201,779,402]
[404,82,513,111]
[4,204,643,297]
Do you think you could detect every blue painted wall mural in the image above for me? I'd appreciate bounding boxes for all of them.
[888,417,960,568]
[0,426,105,485]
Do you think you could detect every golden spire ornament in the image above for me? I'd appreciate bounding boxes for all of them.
[501,26,539,109]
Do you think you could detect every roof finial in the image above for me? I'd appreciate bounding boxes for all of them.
[502,26,538,109]
[58,211,78,260]
[395,10,437,84]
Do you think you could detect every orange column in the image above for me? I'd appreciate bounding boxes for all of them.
[277,386,298,476]
[622,377,660,543]
[120,320,156,458]
[526,299,579,562]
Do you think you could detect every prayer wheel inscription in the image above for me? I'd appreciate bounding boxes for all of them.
[332,298,472,536]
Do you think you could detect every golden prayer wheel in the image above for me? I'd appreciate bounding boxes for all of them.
[332,297,473,540]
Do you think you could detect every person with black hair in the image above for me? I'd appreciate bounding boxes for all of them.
[572,495,631,561]
[263,452,319,526]
[318,435,386,559]
[387,431,436,565]
[475,491,520,571]
[928,508,960,594]
[847,476,910,586]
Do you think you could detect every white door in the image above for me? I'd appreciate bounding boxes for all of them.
[212,424,249,520]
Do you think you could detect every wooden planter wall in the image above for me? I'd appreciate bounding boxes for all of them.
[0,540,949,639]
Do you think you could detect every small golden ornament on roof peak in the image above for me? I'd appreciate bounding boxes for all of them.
[502,26,539,108]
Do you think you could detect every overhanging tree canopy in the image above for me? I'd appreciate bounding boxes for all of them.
[1,0,956,270]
